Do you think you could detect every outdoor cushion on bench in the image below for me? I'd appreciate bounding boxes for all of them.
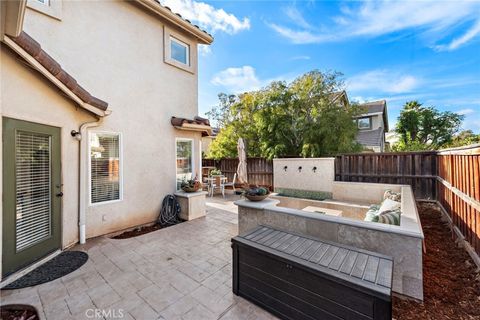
[232,226,393,320]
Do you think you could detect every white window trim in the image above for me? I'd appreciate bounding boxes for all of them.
[164,26,196,74]
[88,131,123,206]
[27,0,62,21]
[170,37,190,66]
[175,138,195,191]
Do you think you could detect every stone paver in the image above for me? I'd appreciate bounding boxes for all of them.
[0,195,277,320]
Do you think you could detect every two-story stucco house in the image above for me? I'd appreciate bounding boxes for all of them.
[354,100,389,152]
[1,0,213,278]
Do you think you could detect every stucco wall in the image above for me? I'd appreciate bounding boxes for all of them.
[2,0,205,262]
[273,158,335,198]
[1,45,95,252]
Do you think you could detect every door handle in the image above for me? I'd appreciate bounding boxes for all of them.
[56,192,64,197]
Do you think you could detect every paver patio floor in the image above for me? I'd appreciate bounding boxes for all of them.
[1,195,277,320]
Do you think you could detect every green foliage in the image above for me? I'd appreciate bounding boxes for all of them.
[443,130,480,148]
[205,70,362,159]
[393,101,464,151]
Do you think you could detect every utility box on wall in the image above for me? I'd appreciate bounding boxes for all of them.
[273,158,335,200]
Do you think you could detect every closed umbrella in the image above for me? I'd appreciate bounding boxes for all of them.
[237,138,248,186]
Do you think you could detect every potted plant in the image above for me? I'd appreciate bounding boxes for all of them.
[181,178,202,193]
[243,186,270,202]
[210,169,222,176]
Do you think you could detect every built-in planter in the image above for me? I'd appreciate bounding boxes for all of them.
[235,182,424,301]
[174,191,207,221]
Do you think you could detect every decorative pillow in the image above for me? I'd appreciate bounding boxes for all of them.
[378,198,401,213]
[384,189,401,202]
[364,205,380,222]
[376,210,401,225]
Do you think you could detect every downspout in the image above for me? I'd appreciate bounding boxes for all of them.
[78,118,103,244]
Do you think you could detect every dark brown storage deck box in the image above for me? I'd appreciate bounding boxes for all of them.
[232,226,393,320]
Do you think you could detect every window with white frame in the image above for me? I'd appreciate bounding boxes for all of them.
[164,27,196,73]
[176,139,194,190]
[170,37,190,66]
[90,132,122,204]
[35,0,50,5]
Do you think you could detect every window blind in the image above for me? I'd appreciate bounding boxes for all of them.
[15,131,51,251]
[90,133,120,204]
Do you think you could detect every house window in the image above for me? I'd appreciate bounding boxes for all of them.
[357,117,372,130]
[176,139,194,190]
[90,132,122,204]
[35,0,49,5]
[170,37,189,65]
[164,27,196,73]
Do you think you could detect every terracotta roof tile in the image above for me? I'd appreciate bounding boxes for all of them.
[171,116,212,136]
[11,32,109,112]
[155,1,213,39]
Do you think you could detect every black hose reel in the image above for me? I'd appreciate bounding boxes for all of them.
[158,195,181,227]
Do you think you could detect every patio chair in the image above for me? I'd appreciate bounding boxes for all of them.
[208,175,225,197]
[222,173,237,193]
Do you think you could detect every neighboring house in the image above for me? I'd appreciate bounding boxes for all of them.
[201,127,219,155]
[1,0,213,278]
[353,100,389,152]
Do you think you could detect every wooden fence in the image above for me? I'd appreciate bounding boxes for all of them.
[202,157,273,189]
[334,152,438,199]
[334,146,480,257]
[437,146,480,257]
[205,146,480,257]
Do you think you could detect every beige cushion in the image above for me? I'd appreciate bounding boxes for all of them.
[379,198,401,213]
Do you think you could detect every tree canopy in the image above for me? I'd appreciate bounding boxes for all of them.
[392,101,465,151]
[206,70,363,159]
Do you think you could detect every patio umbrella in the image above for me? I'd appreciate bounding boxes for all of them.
[237,138,248,186]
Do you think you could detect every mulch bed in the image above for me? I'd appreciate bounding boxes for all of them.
[1,305,39,320]
[111,224,162,239]
[393,202,480,320]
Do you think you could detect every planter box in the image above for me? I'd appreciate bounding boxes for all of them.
[174,191,207,221]
[232,226,393,320]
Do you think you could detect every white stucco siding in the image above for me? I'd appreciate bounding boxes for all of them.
[17,1,203,238]
[0,45,96,250]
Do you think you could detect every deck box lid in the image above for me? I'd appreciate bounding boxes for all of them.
[232,225,393,299]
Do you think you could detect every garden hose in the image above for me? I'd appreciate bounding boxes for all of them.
[158,195,181,227]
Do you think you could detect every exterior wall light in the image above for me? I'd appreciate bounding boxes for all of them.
[298,166,302,172]
[71,130,82,141]
[284,166,288,172]
[313,166,317,173]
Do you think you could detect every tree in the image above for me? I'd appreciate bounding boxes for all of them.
[444,130,480,148]
[205,70,362,159]
[393,101,464,151]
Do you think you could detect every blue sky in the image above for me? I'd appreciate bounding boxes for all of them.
[162,0,480,132]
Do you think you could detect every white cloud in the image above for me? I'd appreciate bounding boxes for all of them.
[457,108,475,115]
[161,0,250,34]
[269,0,480,50]
[211,66,262,93]
[198,44,211,56]
[267,23,335,44]
[284,7,312,29]
[290,55,311,61]
[435,20,480,51]
[347,70,420,94]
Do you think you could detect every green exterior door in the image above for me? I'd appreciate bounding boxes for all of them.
[2,118,61,277]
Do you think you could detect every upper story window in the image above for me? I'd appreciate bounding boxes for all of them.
[357,117,372,130]
[34,0,50,5]
[164,26,196,74]
[170,37,190,66]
